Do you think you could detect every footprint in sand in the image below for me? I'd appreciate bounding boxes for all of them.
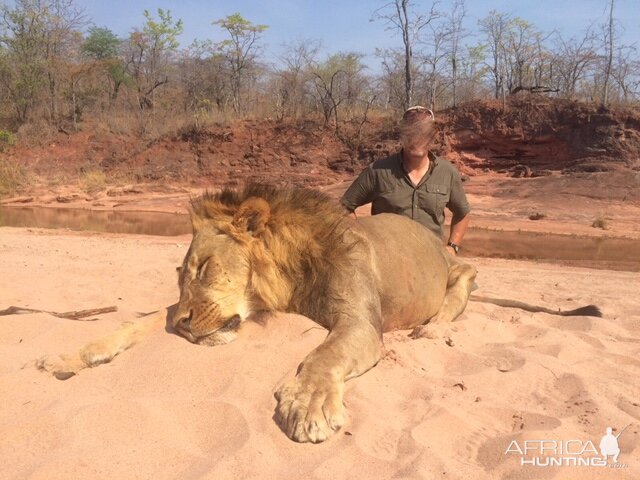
[554,373,600,424]
[509,411,561,432]
[473,410,561,474]
[617,397,640,421]
[480,345,527,373]
[70,399,250,459]
[546,316,594,332]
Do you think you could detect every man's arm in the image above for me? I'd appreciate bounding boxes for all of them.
[446,168,471,255]
[340,165,376,216]
[447,212,470,255]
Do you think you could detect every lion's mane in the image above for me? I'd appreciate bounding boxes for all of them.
[190,185,356,318]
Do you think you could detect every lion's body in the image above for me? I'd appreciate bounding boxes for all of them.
[37,184,600,444]
[352,214,450,332]
[180,186,480,443]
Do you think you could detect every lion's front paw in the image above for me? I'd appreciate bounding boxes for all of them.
[35,353,84,380]
[274,377,345,443]
[410,322,457,340]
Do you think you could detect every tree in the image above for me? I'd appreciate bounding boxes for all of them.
[478,10,511,100]
[611,45,640,102]
[372,0,439,109]
[446,0,466,107]
[274,38,320,120]
[602,0,615,106]
[458,44,488,101]
[552,28,597,98]
[311,52,368,130]
[81,26,118,59]
[180,39,233,114]
[0,0,85,124]
[375,47,406,109]
[124,9,183,112]
[421,20,452,111]
[81,26,126,102]
[0,1,47,122]
[502,18,546,93]
[213,13,267,114]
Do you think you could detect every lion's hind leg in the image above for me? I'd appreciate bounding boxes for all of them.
[411,262,477,339]
[36,311,164,380]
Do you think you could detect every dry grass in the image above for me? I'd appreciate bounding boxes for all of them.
[592,216,610,230]
[15,120,58,148]
[81,169,107,195]
[0,157,27,197]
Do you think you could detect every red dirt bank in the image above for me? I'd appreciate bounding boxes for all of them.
[2,97,639,239]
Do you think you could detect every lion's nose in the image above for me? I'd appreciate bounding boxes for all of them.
[174,309,193,332]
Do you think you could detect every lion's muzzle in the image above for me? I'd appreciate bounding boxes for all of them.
[172,303,241,346]
[172,306,196,341]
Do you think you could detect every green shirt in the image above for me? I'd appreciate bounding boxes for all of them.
[340,151,471,237]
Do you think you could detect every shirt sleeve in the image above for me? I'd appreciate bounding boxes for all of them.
[446,167,471,218]
[340,165,377,212]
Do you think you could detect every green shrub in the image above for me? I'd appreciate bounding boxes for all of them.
[0,130,15,152]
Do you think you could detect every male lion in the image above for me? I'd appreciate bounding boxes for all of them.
[37,184,601,443]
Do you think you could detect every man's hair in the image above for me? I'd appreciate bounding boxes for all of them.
[399,106,436,141]
[402,106,434,122]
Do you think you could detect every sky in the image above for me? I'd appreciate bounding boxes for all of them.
[78,0,639,69]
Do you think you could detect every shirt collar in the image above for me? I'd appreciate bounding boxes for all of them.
[398,149,439,166]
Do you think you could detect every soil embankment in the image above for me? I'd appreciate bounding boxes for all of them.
[2,97,639,240]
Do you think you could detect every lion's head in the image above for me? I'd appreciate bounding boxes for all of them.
[172,185,350,346]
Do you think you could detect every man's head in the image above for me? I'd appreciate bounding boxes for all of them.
[606,427,613,435]
[399,106,437,158]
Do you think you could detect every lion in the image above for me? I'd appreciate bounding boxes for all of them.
[37,184,601,443]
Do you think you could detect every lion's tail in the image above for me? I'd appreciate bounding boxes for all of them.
[469,295,602,318]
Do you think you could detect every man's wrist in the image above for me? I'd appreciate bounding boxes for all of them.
[447,241,461,254]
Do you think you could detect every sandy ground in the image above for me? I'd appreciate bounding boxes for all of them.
[1,224,639,480]
[1,170,639,479]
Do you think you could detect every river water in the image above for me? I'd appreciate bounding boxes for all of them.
[1,206,639,272]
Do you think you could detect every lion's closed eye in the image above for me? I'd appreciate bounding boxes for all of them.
[197,258,210,280]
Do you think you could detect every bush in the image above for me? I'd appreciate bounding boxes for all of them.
[0,157,26,197]
[16,120,57,147]
[592,216,609,230]
[0,130,15,152]
[82,169,107,194]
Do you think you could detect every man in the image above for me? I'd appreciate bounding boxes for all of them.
[599,427,621,464]
[341,106,471,256]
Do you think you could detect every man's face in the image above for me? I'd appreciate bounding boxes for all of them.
[401,129,434,158]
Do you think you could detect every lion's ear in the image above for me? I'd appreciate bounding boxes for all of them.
[233,197,270,236]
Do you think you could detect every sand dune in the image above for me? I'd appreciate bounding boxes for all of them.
[1,228,638,480]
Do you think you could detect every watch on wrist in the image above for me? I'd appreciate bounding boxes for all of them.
[447,241,461,254]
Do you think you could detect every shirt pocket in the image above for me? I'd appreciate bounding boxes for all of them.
[378,187,410,214]
[419,184,450,215]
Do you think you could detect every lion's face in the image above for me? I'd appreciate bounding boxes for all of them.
[173,231,251,346]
